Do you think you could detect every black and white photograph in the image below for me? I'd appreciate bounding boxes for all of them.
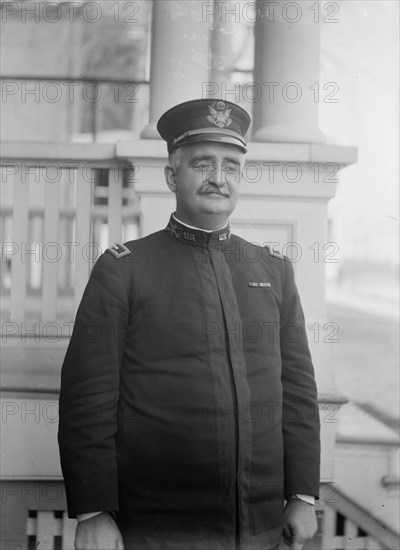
[0,1,399,549]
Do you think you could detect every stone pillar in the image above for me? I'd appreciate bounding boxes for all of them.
[253,0,325,143]
[208,0,235,96]
[141,0,210,139]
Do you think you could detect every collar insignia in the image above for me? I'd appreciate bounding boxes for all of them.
[207,101,232,129]
[166,217,231,246]
[167,220,180,239]
[183,231,196,242]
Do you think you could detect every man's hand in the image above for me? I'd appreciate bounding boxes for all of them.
[75,512,124,550]
[282,499,318,550]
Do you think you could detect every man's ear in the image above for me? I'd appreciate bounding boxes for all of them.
[164,166,176,193]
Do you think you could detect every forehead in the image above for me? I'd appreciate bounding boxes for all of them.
[180,142,245,162]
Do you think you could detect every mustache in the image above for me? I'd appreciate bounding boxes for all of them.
[198,185,231,197]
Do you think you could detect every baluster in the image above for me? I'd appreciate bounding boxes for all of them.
[61,512,76,550]
[10,164,29,321]
[344,518,361,549]
[42,175,61,322]
[73,165,93,315]
[107,163,123,245]
[36,511,61,549]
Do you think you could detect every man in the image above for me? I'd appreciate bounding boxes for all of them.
[58,99,320,550]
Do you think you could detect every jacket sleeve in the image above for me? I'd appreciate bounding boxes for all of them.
[58,251,129,517]
[279,258,320,499]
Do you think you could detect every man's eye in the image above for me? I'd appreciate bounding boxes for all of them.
[195,163,215,173]
[223,163,239,172]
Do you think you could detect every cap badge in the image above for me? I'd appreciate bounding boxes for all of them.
[207,101,232,129]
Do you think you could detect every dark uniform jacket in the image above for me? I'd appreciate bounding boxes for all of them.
[58,216,320,550]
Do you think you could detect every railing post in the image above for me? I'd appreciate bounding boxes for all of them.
[107,163,124,244]
[42,177,61,322]
[74,164,93,314]
[10,164,29,322]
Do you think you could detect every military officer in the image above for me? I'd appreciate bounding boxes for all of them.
[58,99,320,550]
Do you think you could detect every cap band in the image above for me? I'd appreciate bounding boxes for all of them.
[170,134,247,153]
[172,127,247,148]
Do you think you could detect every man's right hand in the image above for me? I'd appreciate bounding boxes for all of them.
[75,512,124,550]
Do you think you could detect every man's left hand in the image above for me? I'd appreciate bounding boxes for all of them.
[282,499,318,549]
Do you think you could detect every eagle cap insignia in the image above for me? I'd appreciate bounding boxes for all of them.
[207,101,232,128]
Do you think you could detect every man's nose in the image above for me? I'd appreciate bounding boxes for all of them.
[207,166,226,186]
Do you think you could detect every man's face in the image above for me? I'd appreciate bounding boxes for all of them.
[166,142,245,227]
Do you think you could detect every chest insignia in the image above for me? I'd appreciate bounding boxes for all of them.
[248,282,271,288]
[107,242,131,259]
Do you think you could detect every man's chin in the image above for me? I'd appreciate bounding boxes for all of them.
[200,202,235,217]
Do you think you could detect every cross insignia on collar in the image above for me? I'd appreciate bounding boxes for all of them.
[167,221,180,239]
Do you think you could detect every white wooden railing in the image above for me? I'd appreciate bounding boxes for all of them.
[1,142,140,325]
[2,480,397,550]
[314,484,400,550]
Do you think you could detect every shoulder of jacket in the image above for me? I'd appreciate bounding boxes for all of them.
[104,232,163,261]
[106,242,132,259]
[265,245,286,261]
[231,234,266,251]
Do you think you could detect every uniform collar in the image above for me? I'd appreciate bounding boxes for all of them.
[165,214,231,246]
[172,214,228,233]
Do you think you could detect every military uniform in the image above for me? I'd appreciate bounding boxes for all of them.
[58,215,320,550]
[58,99,320,550]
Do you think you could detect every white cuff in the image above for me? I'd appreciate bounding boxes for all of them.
[294,494,315,505]
[77,511,104,522]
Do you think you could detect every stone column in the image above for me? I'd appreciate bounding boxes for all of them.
[141,0,210,139]
[253,0,325,143]
[208,0,235,97]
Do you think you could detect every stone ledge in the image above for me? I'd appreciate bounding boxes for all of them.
[0,141,117,162]
[0,140,358,168]
[318,392,349,405]
[117,139,358,166]
[336,402,400,446]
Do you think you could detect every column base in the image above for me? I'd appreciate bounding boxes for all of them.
[253,124,326,144]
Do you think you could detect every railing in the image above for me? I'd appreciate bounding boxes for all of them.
[314,484,400,550]
[1,141,140,324]
[2,479,397,550]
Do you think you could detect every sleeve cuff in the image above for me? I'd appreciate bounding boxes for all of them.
[77,511,104,522]
[289,494,315,505]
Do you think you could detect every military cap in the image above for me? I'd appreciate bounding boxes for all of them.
[157,98,251,154]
